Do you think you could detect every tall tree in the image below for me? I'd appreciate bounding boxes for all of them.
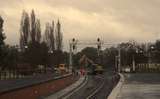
[55,20,63,51]
[49,21,55,51]
[30,10,36,43]
[0,16,5,47]
[0,16,6,69]
[44,23,50,48]
[19,10,30,51]
[44,21,55,52]
[35,19,41,43]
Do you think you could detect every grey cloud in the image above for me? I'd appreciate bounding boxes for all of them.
[0,0,160,47]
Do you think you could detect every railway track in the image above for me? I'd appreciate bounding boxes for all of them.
[67,72,120,99]
[88,74,120,99]
[67,74,106,99]
[86,75,105,99]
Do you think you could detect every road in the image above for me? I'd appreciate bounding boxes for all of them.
[117,73,160,99]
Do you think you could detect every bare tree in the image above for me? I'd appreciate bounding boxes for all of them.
[19,33,24,51]
[49,21,55,51]
[30,10,36,43]
[0,16,6,68]
[19,10,30,51]
[44,23,50,48]
[35,19,41,43]
[0,16,5,46]
[44,21,56,52]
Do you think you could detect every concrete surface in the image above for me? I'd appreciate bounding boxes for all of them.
[117,73,160,99]
[108,73,124,99]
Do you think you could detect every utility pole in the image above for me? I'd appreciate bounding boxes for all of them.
[115,56,118,72]
[118,47,121,73]
[132,41,137,72]
[69,42,73,72]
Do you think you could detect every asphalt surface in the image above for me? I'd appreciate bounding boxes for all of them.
[117,73,160,99]
[68,72,119,99]
[0,73,60,93]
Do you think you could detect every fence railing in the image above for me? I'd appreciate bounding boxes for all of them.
[136,63,160,72]
[0,69,54,80]
[0,70,25,80]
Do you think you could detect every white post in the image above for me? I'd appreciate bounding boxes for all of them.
[132,55,135,72]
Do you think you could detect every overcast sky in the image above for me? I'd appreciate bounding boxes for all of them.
[1,0,160,50]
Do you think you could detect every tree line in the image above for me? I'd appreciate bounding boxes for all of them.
[1,10,160,73]
[0,10,67,74]
[72,40,160,70]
